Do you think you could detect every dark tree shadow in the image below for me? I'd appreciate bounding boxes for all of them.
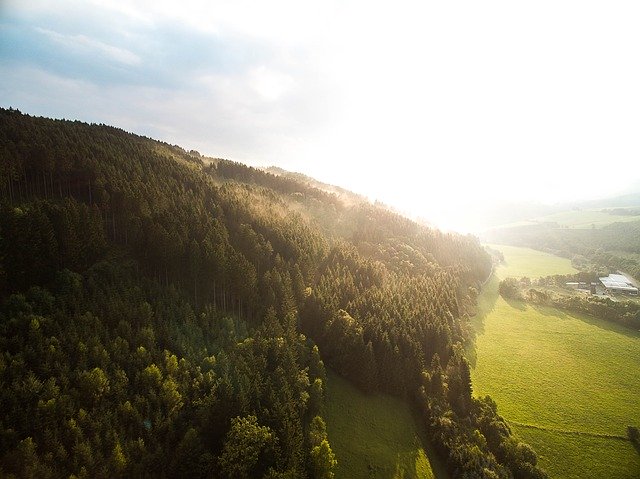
[528,302,640,340]
[467,275,500,367]
[529,303,569,319]
[503,296,527,311]
[409,407,450,479]
[631,439,640,457]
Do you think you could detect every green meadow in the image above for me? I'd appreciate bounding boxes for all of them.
[473,245,640,478]
[324,369,446,479]
[487,244,577,278]
[488,208,640,232]
[532,209,640,229]
[512,425,639,479]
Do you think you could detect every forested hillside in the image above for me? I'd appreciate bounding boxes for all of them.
[0,108,544,478]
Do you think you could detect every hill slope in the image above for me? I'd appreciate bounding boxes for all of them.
[0,108,543,478]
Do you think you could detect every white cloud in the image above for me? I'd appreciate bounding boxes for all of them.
[35,27,141,65]
[248,66,295,102]
[85,0,339,42]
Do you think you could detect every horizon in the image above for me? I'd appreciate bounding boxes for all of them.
[2,0,640,232]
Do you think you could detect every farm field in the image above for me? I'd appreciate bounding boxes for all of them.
[487,244,577,278]
[487,208,640,233]
[323,369,446,479]
[531,209,640,229]
[473,245,640,478]
[512,425,639,479]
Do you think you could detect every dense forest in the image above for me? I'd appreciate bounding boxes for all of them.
[0,108,546,478]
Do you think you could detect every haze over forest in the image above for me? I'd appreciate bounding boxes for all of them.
[3,0,640,231]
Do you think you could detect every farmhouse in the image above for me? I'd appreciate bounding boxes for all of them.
[599,273,639,295]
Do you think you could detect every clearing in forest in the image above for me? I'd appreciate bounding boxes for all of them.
[323,369,447,479]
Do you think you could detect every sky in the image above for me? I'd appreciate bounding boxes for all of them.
[2,0,640,231]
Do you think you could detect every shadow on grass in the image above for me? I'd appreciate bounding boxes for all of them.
[632,440,640,457]
[503,296,527,311]
[528,303,570,319]
[467,274,499,367]
[392,447,434,479]
[528,302,640,340]
[410,407,450,479]
[572,311,640,340]
[325,369,450,479]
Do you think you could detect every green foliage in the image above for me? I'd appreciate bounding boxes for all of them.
[110,441,127,473]
[308,416,337,479]
[168,428,211,479]
[498,278,521,299]
[218,415,275,479]
[79,367,110,403]
[310,440,337,479]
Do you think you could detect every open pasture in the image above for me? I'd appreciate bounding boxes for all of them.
[473,245,640,477]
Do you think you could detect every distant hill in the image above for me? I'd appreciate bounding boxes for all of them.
[0,108,544,478]
[575,192,640,209]
[479,192,640,234]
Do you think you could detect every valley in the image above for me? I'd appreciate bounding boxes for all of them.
[472,245,640,478]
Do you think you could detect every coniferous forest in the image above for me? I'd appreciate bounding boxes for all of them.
[0,108,547,478]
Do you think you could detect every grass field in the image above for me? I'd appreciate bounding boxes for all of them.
[512,425,639,479]
[473,245,640,478]
[324,369,447,479]
[487,244,577,278]
[532,209,640,229]
[488,208,640,232]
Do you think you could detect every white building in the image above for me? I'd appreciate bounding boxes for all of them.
[599,274,639,295]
